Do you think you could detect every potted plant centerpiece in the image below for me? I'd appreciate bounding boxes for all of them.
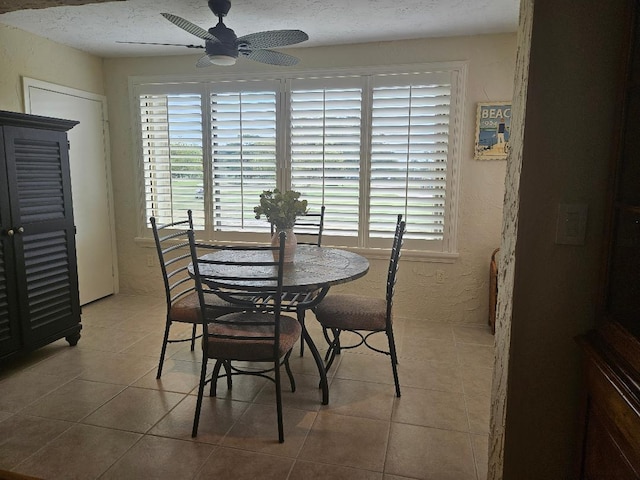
[254,189,308,263]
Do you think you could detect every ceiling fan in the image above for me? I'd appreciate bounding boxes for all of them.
[119,0,308,67]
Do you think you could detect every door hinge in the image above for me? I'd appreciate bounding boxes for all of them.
[67,140,71,151]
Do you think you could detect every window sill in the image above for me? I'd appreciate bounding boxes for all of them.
[134,236,458,263]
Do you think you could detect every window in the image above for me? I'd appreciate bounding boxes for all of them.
[135,64,464,253]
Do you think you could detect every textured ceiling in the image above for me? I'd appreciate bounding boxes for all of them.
[0,0,122,14]
[0,0,520,58]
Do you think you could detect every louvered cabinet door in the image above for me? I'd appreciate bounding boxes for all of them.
[3,124,81,349]
[0,128,22,356]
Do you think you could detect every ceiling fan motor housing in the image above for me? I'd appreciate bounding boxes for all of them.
[206,23,238,58]
[208,0,231,17]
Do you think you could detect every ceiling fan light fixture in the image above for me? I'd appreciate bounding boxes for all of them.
[209,54,237,66]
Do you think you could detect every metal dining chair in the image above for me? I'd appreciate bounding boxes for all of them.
[187,230,301,443]
[271,205,325,246]
[150,211,237,379]
[314,214,406,397]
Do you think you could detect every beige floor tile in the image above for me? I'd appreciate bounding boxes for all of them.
[100,434,214,480]
[385,423,476,480]
[222,403,316,458]
[452,325,495,346]
[401,321,455,343]
[471,434,489,480]
[82,386,185,433]
[194,446,293,480]
[74,325,151,353]
[133,359,201,393]
[399,359,464,393]
[120,330,193,359]
[321,378,395,421]
[334,352,396,386]
[0,414,72,469]
[76,352,157,385]
[254,373,323,412]
[299,412,390,471]
[456,344,494,367]
[466,394,491,434]
[290,459,383,479]
[171,345,206,363]
[460,363,493,398]
[0,341,70,380]
[392,387,468,432]
[83,294,161,316]
[0,371,69,413]
[400,337,459,364]
[23,379,124,422]
[286,346,341,378]
[151,395,248,444]
[0,294,492,478]
[12,424,140,480]
[110,310,169,333]
[22,347,112,381]
[197,368,270,403]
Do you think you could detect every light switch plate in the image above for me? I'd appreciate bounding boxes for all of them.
[555,203,588,245]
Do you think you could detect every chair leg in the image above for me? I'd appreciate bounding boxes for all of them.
[284,350,296,392]
[190,323,197,351]
[299,312,306,357]
[156,317,172,379]
[324,328,341,374]
[387,328,401,397]
[192,356,209,437]
[224,360,233,390]
[274,358,284,443]
[210,360,224,397]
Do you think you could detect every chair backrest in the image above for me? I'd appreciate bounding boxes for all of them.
[386,214,406,319]
[150,211,195,310]
[187,230,287,358]
[271,206,325,246]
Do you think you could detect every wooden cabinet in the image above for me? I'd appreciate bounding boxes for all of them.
[0,110,82,360]
[577,1,640,478]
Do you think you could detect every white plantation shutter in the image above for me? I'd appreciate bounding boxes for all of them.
[140,93,205,228]
[289,78,362,241]
[135,65,463,253]
[369,73,452,248]
[210,85,278,233]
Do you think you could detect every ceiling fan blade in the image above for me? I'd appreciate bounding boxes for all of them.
[196,55,213,68]
[237,30,308,50]
[116,41,204,49]
[243,49,300,66]
[161,13,220,43]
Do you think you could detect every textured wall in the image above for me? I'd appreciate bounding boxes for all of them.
[491,0,628,478]
[103,33,516,324]
[0,23,104,111]
[489,0,533,477]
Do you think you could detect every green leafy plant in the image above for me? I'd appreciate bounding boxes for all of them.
[254,189,308,230]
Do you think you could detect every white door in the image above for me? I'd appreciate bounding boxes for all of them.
[24,79,117,305]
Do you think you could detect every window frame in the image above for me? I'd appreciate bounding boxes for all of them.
[130,62,466,258]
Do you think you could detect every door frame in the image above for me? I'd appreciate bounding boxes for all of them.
[22,77,119,299]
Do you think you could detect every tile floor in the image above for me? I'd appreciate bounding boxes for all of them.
[0,294,494,480]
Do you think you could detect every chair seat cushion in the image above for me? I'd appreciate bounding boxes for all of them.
[205,312,301,361]
[314,294,389,331]
[169,291,235,323]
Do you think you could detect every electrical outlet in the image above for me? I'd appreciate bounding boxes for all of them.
[146,254,155,267]
[435,269,445,284]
